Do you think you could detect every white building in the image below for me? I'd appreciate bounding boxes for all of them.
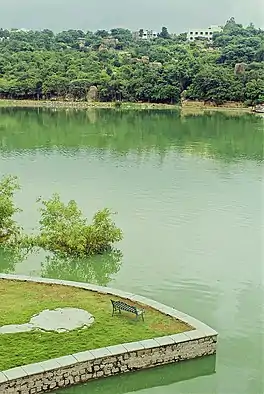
[187,25,222,42]
[133,30,158,41]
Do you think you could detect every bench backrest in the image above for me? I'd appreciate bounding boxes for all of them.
[111,299,137,313]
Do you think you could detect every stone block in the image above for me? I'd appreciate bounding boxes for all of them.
[105,288,135,299]
[0,372,8,383]
[169,332,190,344]
[72,350,95,363]
[139,339,161,349]
[185,330,205,341]
[96,371,104,378]
[6,388,17,394]
[54,355,77,368]
[122,342,145,352]
[40,359,61,372]
[3,367,27,380]
[190,321,218,337]
[43,371,53,379]
[153,336,174,346]
[49,381,57,389]
[21,363,45,376]
[89,347,112,359]
[107,344,127,356]
[74,376,80,383]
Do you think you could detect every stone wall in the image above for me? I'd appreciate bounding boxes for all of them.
[0,274,218,394]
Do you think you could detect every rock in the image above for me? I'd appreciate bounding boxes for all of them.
[87,86,98,102]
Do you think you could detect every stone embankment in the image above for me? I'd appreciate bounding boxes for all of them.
[0,274,218,394]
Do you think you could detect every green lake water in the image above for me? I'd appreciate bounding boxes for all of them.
[0,108,263,393]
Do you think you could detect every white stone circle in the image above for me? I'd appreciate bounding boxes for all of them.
[0,308,95,334]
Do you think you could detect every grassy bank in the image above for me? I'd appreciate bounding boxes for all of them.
[0,99,253,114]
[0,279,191,371]
[0,99,178,111]
[180,100,252,115]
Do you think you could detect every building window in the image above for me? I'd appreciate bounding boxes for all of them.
[195,32,198,35]
[190,32,193,35]
[200,32,203,34]
[209,32,213,35]
[205,32,208,35]
[190,37,193,40]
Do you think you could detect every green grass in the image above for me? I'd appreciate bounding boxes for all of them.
[0,280,191,370]
[0,99,178,110]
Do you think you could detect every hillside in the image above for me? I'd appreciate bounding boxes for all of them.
[0,19,263,105]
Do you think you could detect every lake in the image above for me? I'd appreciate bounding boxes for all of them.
[0,108,263,394]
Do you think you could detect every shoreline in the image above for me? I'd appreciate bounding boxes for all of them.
[0,99,254,114]
[0,100,178,111]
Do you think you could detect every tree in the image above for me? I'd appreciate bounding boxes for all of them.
[159,27,170,39]
[0,22,262,104]
[0,175,21,245]
[110,28,132,42]
[25,194,123,257]
[95,30,109,38]
[139,29,144,38]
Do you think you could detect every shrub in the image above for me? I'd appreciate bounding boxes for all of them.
[0,175,21,245]
[26,193,123,257]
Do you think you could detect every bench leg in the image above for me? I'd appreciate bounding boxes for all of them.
[112,308,122,316]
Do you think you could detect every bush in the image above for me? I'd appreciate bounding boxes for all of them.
[0,175,21,245]
[26,193,123,257]
[114,100,122,108]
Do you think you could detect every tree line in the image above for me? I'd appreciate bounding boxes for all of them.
[0,18,263,105]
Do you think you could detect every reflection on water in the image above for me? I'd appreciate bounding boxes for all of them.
[57,356,216,394]
[0,247,25,274]
[41,250,122,286]
[0,108,263,162]
[0,249,123,286]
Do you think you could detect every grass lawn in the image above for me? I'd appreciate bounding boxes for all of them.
[0,280,191,371]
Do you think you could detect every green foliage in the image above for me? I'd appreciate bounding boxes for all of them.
[159,27,171,39]
[0,21,263,104]
[0,175,123,257]
[0,175,21,244]
[26,194,123,257]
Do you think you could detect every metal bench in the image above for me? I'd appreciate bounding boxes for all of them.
[111,300,145,321]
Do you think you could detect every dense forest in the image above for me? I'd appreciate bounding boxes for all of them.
[0,18,263,105]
